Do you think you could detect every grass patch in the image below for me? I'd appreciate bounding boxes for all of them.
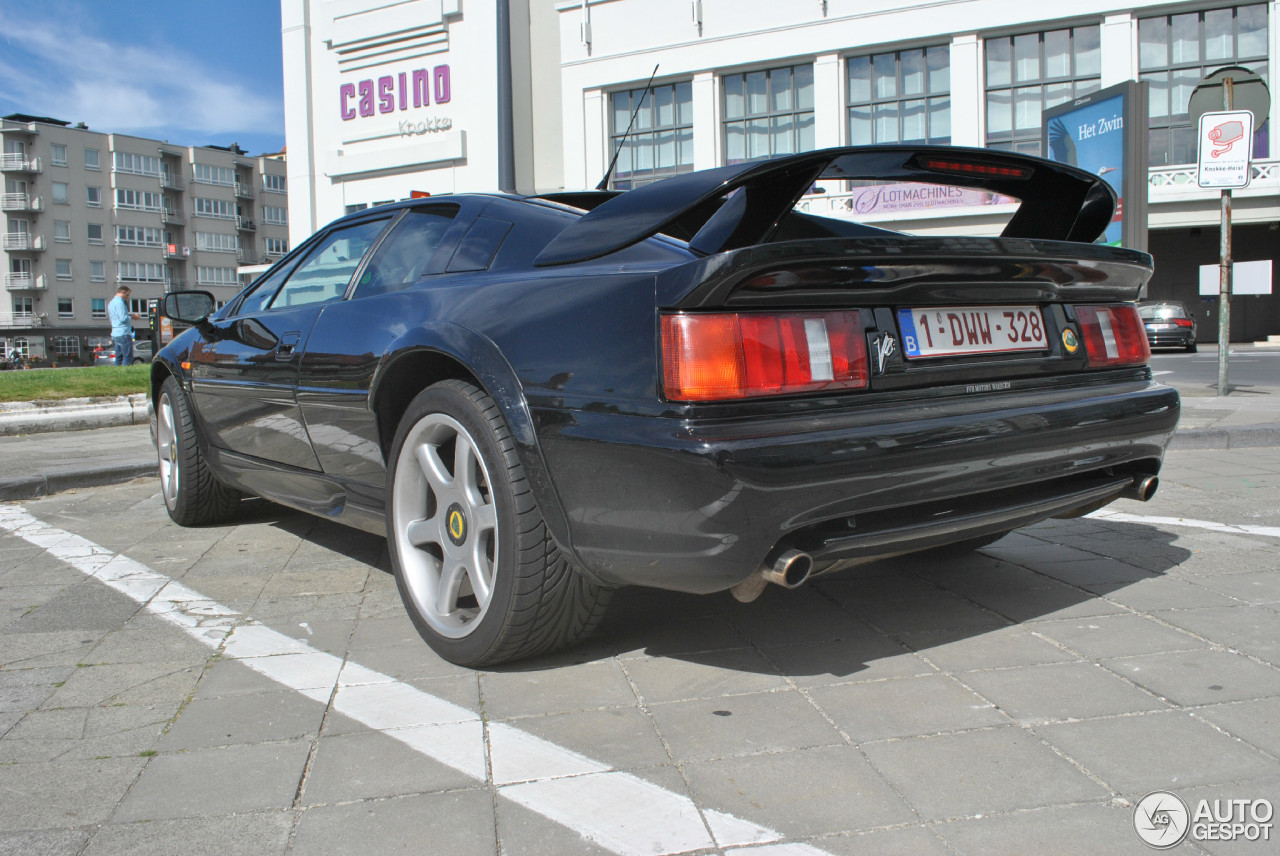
[0,365,149,403]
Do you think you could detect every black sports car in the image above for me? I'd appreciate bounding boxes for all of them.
[150,146,1179,666]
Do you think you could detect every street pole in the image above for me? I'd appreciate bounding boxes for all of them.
[1217,77,1234,396]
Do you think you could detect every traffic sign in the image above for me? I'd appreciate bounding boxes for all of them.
[1197,110,1254,188]
[1188,66,1270,130]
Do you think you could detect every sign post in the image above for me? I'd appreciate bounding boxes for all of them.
[1189,66,1269,396]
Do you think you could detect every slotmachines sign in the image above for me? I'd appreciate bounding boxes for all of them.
[340,65,452,121]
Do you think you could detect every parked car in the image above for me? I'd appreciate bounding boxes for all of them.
[1138,300,1198,352]
[150,145,1179,666]
[95,339,154,365]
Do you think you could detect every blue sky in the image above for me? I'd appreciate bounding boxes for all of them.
[0,0,286,155]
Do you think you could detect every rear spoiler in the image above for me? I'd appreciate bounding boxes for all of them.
[534,146,1116,267]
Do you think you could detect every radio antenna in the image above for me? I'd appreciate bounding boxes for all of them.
[596,64,660,191]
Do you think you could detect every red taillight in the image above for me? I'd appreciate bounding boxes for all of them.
[919,158,1031,179]
[1074,304,1150,367]
[662,311,867,401]
[1173,318,1194,327]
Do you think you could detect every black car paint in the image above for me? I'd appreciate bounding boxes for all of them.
[152,147,1179,595]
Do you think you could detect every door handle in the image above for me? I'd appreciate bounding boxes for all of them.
[276,331,301,359]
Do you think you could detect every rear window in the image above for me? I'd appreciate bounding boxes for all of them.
[1139,303,1190,320]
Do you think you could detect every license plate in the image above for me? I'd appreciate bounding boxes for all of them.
[897,306,1048,358]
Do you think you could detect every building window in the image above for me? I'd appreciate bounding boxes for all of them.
[1140,4,1269,166]
[84,148,100,170]
[262,205,288,225]
[91,297,106,319]
[849,46,950,145]
[129,298,148,315]
[50,144,68,167]
[193,197,237,220]
[12,297,34,319]
[723,64,815,164]
[55,259,72,279]
[52,181,69,205]
[195,231,239,253]
[264,237,288,256]
[344,203,368,215]
[115,188,163,211]
[985,25,1101,155]
[117,261,166,282]
[192,163,236,185]
[86,186,101,207]
[116,225,165,247]
[113,152,161,176]
[197,265,238,286]
[87,223,104,245]
[51,336,80,358]
[90,261,106,282]
[54,220,71,243]
[262,173,286,193]
[606,81,694,190]
[57,297,74,318]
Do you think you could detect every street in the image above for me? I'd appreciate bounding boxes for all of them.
[2,444,1279,855]
[1150,347,1280,396]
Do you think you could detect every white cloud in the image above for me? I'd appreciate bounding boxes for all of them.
[0,7,280,142]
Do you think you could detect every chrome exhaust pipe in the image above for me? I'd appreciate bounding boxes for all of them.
[1121,475,1159,502]
[729,548,815,603]
[761,549,814,589]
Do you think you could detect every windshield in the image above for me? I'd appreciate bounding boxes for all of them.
[1139,303,1190,320]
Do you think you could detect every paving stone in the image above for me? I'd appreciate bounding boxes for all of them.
[962,580,1127,623]
[1193,698,1280,757]
[817,826,952,856]
[42,662,202,709]
[492,793,615,856]
[4,583,140,635]
[730,588,877,646]
[903,625,1077,673]
[301,729,477,804]
[619,649,786,705]
[290,791,495,856]
[1196,570,1280,605]
[760,634,931,688]
[0,756,147,831]
[1035,710,1278,793]
[1098,577,1242,612]
[1,703,176,762]
[480,659,638,717]
[495,706,670,771]
[682,745,917,838]
[807,674,1006,741]
[961,661,1169,724]
[1105,649,1280,706]
[0,829,91,856]
[82,812,294,856]
[646,690,841,761]
[158,690,326,751]
[1029,613,1207,659]
[861,727,1107,821]
[112,741,312,821]
[934,801,1143,855]
[1153,606,1280,663]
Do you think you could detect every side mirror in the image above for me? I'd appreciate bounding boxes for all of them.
[159,290,216,324]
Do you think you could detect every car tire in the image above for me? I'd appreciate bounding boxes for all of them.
[156,376,241,526]
[387,379,612,667]
[1186,342,1197,353]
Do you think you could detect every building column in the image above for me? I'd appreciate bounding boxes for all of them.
[950,34,982,147]
[813,52,843,149]
[1101,13,1136,87]
[692,71,718,170]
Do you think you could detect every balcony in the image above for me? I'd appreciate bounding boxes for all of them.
[163,245,187,259]
[236,249,258,265]
[1,194,42,212]
[161,172,185,190]
[235,182,255,199]
[2,233,44,251]
[165,278,186,290]
[161,208,185,225]
[4,273,46,292]
[0,154,40,173]
[236,216,256,232]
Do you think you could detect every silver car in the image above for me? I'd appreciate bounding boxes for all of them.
[94,339,154,365]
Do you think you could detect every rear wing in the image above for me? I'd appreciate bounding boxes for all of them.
[534,146,1116,267]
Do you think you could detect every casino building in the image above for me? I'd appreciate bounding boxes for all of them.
[282,0,1278,342]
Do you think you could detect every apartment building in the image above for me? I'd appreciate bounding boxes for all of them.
[1,114,290,363]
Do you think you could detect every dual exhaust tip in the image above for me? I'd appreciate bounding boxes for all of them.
[730,474,1158,603]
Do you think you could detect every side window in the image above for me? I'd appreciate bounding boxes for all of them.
[354,206,458,298]
[234,255,303,317]
[268,219,390,310]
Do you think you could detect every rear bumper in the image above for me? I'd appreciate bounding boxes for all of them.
[1145,330,1196,348]
[534,377,1179,593]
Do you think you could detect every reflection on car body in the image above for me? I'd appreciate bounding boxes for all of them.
[147,145,1179,667]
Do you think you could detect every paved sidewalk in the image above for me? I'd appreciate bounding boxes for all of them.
[1,381,1279,501]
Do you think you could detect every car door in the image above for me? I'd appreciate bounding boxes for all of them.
[188,217,391,469]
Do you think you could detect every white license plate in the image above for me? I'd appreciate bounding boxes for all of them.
[897,306,1048,358]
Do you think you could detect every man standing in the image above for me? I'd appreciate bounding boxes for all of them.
[108,285,135,366]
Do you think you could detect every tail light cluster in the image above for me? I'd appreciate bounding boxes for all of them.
[1073,304,1150,368]
[662,311,868,401]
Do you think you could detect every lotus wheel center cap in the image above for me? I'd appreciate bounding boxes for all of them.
[445,503,467,546]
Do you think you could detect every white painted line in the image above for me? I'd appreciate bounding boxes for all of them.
[1087,508,1280,539]
[0,506,835,856]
